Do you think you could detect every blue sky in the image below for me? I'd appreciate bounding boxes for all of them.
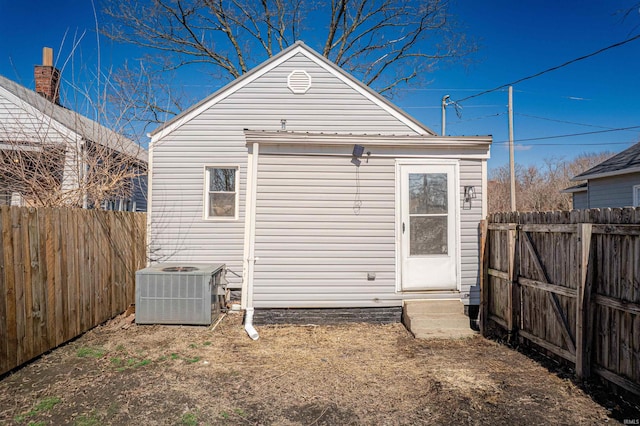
[0,0,639,172]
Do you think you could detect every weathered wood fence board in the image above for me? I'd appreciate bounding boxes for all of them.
[0,206,146,376]
[481,207,640,396]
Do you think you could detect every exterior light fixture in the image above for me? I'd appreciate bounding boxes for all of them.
[464,185,476,201]
[351,144,365,166]
[463,186,476,209]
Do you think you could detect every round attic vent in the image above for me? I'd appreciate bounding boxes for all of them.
[162,266,199,272]
[287,70,311,94]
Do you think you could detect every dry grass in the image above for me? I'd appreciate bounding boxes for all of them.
[0,312,618,425]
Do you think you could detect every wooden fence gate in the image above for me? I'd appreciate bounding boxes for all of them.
[480,209,640,396]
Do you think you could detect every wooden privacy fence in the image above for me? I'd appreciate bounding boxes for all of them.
[0,206,146,375]
[480,208,640,396]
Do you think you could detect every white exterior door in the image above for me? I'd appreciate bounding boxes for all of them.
[399,163,458,291]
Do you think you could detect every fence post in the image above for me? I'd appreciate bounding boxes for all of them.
[507,223,519,340]
[575,223,593,380]
[479,219,489,336]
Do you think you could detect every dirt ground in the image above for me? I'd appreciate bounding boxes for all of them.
[0,312,634,425]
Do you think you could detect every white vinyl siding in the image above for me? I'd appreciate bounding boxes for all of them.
[459,159,483,305]
[149,52,420,285]
[252,154,395,308]
[250,154,483,308]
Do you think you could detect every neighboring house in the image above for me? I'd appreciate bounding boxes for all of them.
[0,48,147,211]
[563,141,640,209]
[148,42,491,325]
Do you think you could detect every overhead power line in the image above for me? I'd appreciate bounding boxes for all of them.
[511,125,640,143]
[516,113,640,132]
[455,33,640,104]
[491,124,640,145]
[495,141,634,147]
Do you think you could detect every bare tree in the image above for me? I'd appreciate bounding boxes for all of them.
[0,42,147,209]
[101,0,475,124]
[488,152,614,213]
[0,99,146,209]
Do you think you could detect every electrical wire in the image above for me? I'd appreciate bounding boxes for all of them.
[493,125,640,144]
[448,112,506,124]
[514,113,636,131]
[402,104,504,109]
[454,33,640,104]
[495,141,635,147]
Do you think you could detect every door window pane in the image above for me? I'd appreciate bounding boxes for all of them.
[409,173,447,214]
[410,216,448,255]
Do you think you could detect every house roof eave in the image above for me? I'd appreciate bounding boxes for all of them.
[570,166,640,181]
[243,130,492,149]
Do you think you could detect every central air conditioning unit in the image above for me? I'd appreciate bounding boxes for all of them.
[135,263,226,325]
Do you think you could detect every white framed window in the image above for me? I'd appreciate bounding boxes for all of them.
[634,184,640,207]
[204,166,238,219]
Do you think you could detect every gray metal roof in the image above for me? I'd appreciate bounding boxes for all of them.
[571,141,640,181]
[0,73,147,163]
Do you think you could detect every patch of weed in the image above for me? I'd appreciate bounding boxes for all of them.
[75,413,100,426]
[203,341,212,346]
[220,412,230,420]
[14,396,61,423]
[171,353,180,360]
[185,357,201,364]
[135,359,152,368]
[181,412,198,426]
[115,344,126,352]
[189,343,198,349]
[234,408,246,417]
[76,347,105,358]
[113,357,151,372]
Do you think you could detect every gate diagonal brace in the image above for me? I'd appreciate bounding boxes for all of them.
[522,231,576,354]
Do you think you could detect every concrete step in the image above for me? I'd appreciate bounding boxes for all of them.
[402,300,478,339]
[404,299,464,316]
[404,314,471,330]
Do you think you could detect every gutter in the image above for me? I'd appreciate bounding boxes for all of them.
[242,142,260,340]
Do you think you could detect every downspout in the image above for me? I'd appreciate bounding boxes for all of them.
[242,142,260,340]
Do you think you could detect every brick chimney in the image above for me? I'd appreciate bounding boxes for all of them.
[34,47,61,105]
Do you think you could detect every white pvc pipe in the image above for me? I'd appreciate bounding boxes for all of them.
[243,142,260,340]
[244,307,259,340]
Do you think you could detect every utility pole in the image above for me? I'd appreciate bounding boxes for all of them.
[509,86,516,211]
[441,95,450,136]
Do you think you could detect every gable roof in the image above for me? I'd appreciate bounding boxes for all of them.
[150,41,436,141]
[571,141,640,181]
[0,74,147,163]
